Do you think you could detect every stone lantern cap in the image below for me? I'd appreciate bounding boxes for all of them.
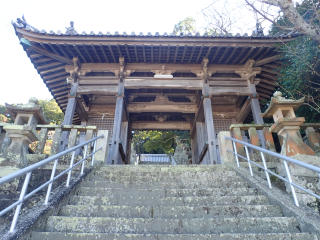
[259,91,305,119]
[5,97,50,124]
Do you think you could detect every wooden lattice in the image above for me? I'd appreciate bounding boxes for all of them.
[92,118,114,141]
[213,119,232,138]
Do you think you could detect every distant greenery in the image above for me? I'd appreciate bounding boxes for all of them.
[133,130,190,155]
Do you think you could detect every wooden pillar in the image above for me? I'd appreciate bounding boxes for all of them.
[248,83,266,149]
[59,82,79,152]
[203,97,217,164]
[120,121,128,164]
[196,122,204,164]
[35,127,48,154]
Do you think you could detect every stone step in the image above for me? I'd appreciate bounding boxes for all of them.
[138,162,171,165]
[32,232,318,240]
[87,175,243,183]
[60,205,283,218]
[91,170,238,181]
[44,216,300,234]
[78,187,258,198]
[69,195,269,207]
[98,165,231,172]
[82,180,250,189]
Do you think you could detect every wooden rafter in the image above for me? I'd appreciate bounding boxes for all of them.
[261,67,278,75]
[46,76,68,84]
[166,45,170,63]
[73,44,87,63]
[259,78,278,86]
[142,44,146,63]
[218,46,230,63]
[173,45,179,63]
[40,66,65,75]
[134,44,139,63]
[254,55,282,66]
[211,46,221,63]
[151,45,154,63]
[48,43,60,56]
[159,45,162,63]
[260,73,277,81]
[40,42,50,52]
[56,43,70,59]
[43,71,68,80]
[64,44,76,58]
[33,58,52,64]
[91,44,102,63]
[117,44,122,58]
[196,45,204,63]
[181,45,187,63]
[256,47,272,61]
[232,47,247,64]
[37,62,62,70]
[82,44,94,62]
[251,46,265,60]
[239,47,256,64]
[225,47,238,64]
[124,44,131,62]
[29,53,42,58]
[188,45,196,64]
[100,45,109,63]
[205,45,213,58]
[108,45,116,62]
[53,89,70,96]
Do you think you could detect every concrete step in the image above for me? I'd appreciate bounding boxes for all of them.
[78,187,258,198]
[44,216,300,234]
[32,232,318,240]
[60,205,283,218]
[82,180,250,189]
[69,195,270,207]
[90,170,238,181]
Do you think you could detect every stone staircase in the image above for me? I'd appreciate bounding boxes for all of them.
[31,165,317,239]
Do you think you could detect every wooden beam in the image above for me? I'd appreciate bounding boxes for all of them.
[100,45,109,63]
[29,53,42,58]
[232,47,247,64]
[64,44,76,58]
[181,45,187,63]
[251,46,265,60]
[117,44,122,58]
[211,46,221,63]
[188,45,196,63]
[40,42,51,52]
[254,55,282,66]
[198,142,208,164]
[173,45,179,63]
[124,44,131,62]
[142,44,146,63]
[151,45,154,63]
[40,66,65,75]
[53,89,70,96]
[225,47,238,64]
[261,67,278,75]
[51,85,70,92]
[210,86,251,95]
[46,76,68,84]
[259,78,278,86]
[37,61,62,70]
[82,44,94,62]
[259,73,277,81]
[73,44,87,63]
[48,43,61,56]
[236,98,251,123]
[56,43,70,59]
[108,45,117,62]
[196,45,204,63]
[218,46,230,63]
[205,45,213,58]
[256,47,272,61]
[43,71,68,80]
[132,121,190,130]
[134,44,139,63]
[166,45,170,63]
[92,44,102,63]
[159,45,162,63]
[239,47,256,64]
[127,103,196,113]
[27,44,73,65]
[257,83,276,91]
[33,57,52,64]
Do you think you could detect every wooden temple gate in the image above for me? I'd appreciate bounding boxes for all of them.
[12,19,295,164]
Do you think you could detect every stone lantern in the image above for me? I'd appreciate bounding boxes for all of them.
[1,97,49,170]
[260,91,314,157]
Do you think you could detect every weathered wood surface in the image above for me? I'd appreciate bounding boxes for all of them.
[35,125,97,132]
[132,121,190,130]
[127,104,196,113]
[77,85,118,94]
[198,142,208,164]
[209,86,251,95]
[125,79,202,89]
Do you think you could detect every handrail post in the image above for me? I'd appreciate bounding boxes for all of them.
[261,152,272,189]
[244,146,253,177]
[9,171,32,233]
[81,145,88,175]
[232,141,240,167]
[91,140,97,166]
[283,160,299,207]
[44,158,59,205]
[66,151,76,187]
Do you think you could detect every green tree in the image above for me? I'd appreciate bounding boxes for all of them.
[173,16,198,35]
[0,104,13,123]
[38,99,64,124]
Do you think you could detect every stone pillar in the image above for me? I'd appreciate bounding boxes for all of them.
[35,127,48,154]
[262,127,276,152]
[217,131,234,164]
[305,127,320,152]
[248,83,266,149]
[232,127,245,157]
[95,130,110,164]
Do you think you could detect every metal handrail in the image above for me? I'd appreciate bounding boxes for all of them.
[224,136,320,207]
[0,134,104,233]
